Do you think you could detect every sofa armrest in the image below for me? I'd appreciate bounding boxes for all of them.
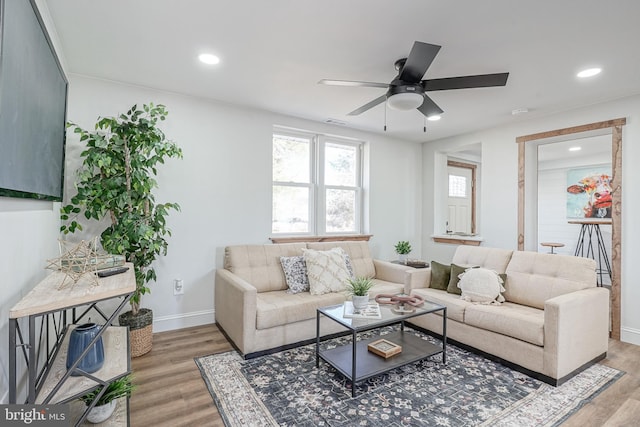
[544,287,610,379]
[373,259,412,284]
[214,269,258,355]
[404,268,432,294]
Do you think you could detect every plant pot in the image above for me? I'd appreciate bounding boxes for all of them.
[119,308,153,357]
[352,294,370,310]
[66,323,104,376]
[398,254,408,264]
[87,400,117,424]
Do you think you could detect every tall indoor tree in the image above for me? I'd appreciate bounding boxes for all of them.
[61,103,182,356]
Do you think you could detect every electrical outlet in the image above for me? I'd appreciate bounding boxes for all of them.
[173,279,184,295]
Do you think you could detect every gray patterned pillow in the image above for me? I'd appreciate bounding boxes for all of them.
[280,256,309,294]
[344,254,356,279]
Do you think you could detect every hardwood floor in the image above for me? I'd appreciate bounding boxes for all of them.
[131,324,640,426]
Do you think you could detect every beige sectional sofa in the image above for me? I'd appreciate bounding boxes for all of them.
[214,241,408,357]
[405,245,610,385]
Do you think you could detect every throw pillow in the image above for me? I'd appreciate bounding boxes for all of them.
[447,263,468,295]
[457,268,506,305]
[303,248,351,295]
[280,256,309,294]
[429,261,451,290]
[344,254,356,279]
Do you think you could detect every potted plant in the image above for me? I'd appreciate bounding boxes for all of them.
[80,374,135,423]
[61,103,182,357]
[394,241,412,264]
[346,277,374,310]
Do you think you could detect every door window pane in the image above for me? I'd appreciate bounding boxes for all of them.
[448,174,467,198]
[325,142,356,186]
[325,189,356,232]
[272,185,309,233]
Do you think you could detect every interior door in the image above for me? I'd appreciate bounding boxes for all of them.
[447,166,472,233]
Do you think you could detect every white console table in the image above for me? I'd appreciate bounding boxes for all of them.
[9,263,136,426]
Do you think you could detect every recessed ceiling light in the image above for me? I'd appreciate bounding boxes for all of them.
[577,68,601,78]
[427,115,441,121]
[569,146,582,152]
[198,53,220,65]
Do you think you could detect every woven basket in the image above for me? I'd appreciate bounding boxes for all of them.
[119,308,153,357]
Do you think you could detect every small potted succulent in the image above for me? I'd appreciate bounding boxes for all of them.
[80,374,135,423]
[394,241,412,264]
[346,277,375,310]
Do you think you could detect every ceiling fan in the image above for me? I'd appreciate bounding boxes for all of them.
[319,41,509,118]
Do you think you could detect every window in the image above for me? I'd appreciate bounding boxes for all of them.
[448,174,467,198]
[272,129,363,235]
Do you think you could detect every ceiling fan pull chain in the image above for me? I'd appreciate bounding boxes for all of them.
[424,116,427,133]
[384,102,387,131]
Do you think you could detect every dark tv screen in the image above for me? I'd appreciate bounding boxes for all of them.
[0,0,68,201]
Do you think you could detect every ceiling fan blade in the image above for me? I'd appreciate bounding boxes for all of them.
[347,95,387,116]
[398,41,441,83]
[417,95,444,117]
[318,79,389,89]
[422,72,509,91]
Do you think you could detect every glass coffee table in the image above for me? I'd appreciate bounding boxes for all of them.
[316,300,446,397]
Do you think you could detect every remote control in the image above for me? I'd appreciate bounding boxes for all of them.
[97,266,129,277]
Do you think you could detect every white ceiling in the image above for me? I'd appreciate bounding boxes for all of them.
[43,0,640,142]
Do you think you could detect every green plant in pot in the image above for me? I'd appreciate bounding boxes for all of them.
[61,103,182,357]
[346,277,374,310]
[394,241,412,264]
[80,374,135,423]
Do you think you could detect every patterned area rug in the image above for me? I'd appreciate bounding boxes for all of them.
[196,327,622,426]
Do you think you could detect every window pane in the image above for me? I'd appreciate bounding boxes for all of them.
[326,189,356,232]
[325,142,356,186]
[449,174,467,198]
[273,134,310,183]
[272,185,309,233]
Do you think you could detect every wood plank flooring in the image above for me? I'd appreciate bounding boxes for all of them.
[131,324,640,427]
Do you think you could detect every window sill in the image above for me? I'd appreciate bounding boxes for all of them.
[270,234,372,244]
[431,234,483,246]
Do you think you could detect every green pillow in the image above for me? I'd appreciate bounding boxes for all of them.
[447,263,468,295]
[430,261,451,290]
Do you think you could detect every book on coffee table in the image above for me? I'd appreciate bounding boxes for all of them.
[343,301,382,319]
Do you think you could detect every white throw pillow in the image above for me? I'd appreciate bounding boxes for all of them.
[303,248,351,295]
[457,267,506,305]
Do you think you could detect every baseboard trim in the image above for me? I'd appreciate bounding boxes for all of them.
[621,326,640,346]
[153,309,215,333]
[407,323,606,387]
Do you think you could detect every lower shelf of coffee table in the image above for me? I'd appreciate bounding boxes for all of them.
[318,330,443,383]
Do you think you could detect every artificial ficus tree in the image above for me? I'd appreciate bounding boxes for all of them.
[61,103,182,315]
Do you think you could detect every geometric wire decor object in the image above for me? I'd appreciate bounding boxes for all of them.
[45,238,101,289]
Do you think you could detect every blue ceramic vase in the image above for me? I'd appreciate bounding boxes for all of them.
[66,323,104,376]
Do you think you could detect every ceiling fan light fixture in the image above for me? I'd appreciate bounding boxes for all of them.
[198,53,220,65]
[427,115,441,121]
[387,92,424,111]
[577,67,601,78]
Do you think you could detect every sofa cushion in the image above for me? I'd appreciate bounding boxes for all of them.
[458,268,506,304]
[369,279,405,297]
[280,256,310,294]
[410,288,472,322]
[504,251,597,309]
[447,263,470,295]
[464,302,544,346]
[307,241,375,278]
[225,243,307,293]
[452,246,513,274]
[303,248,351,295]
[256,291,345,330]
[429,261,450,290]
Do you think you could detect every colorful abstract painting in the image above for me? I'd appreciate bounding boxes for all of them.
[566,166,612,219]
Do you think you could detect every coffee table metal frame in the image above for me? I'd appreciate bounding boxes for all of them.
[316,301,446,397]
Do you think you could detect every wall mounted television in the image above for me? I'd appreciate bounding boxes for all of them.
[0,0,68,201]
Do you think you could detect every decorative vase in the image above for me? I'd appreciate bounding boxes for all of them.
[86,400,117,424]
[352,294,370,310]
[398,254,408,264]
[66,323,104,376]
[119,308,153,357]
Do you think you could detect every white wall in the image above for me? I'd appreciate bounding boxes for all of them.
[421,94,640,345]
[65,75,423,332]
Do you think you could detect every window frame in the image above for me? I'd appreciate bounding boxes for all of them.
[272,128,364,236]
